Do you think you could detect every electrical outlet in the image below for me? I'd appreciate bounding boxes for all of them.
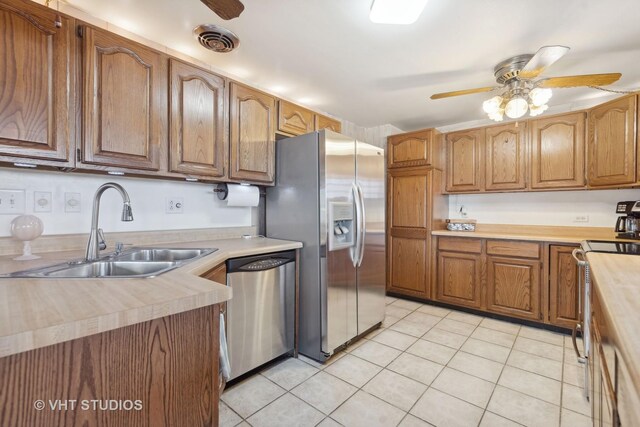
[0,189,25,214]
[166,197,184,214]
[34,191,52,213]
[573,215,589,223]
[65,192,81,213]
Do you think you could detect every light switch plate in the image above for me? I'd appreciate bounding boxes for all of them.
[0,189,26,214]
[166,197,184,214]
[65,192,81,213]
[34,191,52,213]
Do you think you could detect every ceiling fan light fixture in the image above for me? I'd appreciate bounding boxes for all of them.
[482,96,503,114]
[529,87,553,107]
[369,0,429,25]
[529,103,549,117]
[505,96,528,119]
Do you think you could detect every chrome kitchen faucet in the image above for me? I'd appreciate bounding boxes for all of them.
[85,183,133,261]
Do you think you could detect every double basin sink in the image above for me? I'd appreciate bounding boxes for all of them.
[5,248,217,279]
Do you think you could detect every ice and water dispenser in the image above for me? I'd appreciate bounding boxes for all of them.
[328,201,355,251]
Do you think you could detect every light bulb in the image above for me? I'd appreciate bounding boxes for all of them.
[482,96,503,114]
[529,88,552,107]
[488,108,504,122]
[505,97,528,119]
[529,103,549,117]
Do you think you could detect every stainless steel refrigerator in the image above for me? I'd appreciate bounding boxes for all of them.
[266,130,386,362]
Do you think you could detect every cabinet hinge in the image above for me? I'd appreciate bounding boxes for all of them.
[76,26,84,38]
[76,148,82,162]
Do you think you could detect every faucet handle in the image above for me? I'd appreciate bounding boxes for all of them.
[114,242,132,254]
[97,228,107,251]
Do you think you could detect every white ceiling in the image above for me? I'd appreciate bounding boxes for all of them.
[66,0,640,131]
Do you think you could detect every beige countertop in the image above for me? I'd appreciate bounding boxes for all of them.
[0,237,302,358]
[586,252,640,404]
[432,224,620,244]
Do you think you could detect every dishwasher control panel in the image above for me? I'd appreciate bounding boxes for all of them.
[240,258,288,271]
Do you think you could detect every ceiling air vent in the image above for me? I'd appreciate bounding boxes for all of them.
[193,24,239,53]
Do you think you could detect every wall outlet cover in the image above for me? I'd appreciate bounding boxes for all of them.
[34,191,52,213]
[0,189,26,214]
[166,197,184,214]
[573,215,589,223]
[65,192,81,213]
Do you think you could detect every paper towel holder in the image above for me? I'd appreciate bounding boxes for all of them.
[214,183,229,201]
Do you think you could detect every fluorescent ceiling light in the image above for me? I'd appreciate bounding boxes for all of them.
[370,0,429,25]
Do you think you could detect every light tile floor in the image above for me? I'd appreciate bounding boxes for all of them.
[220,296,592,427]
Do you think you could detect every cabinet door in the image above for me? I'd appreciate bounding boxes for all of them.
[388,130,435,169]
[530,112,586,189]
[486,256,541,320]
[588,95,637,186]
[436,251,482,308]
[169,59,225,178]
[387,169,431,298]
[445,128,484,192]
[82,26,167,171]
[485,123,527,190]
[229,82,276,183]
[549,245,580,328]
[277,100,314,136]
[0,0,74,166]
[315,114,341,133]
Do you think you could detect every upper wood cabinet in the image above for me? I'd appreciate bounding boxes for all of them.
[81,26,167,171]
[485,123,527,191]
[277,100,314,136]
[169,59,225,178]
[530,112,586,189]
[445,128,484,192]
[388,129,441,169]
[588,95,637,187]
[315,114,341,133]
[549,244,580,329]
[0,0,74,166]
[229,82,276,183]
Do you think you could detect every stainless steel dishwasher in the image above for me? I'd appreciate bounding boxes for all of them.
[226,250,296,380]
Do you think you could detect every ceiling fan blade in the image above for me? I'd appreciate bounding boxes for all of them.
[200,0,245,20]
[519,45,570,79]
[430,86,500,100]
[538,73,622,88]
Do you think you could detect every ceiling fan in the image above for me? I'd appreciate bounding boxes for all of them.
[200,0,245,20]
[430,46,622,121]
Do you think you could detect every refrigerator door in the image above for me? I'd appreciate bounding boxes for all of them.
[321,130,358,355]
[356,141,386,334]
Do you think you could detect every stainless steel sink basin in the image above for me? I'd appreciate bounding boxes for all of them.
[2,247,218,279]
[113,248,215,262]
[42,261,176,278]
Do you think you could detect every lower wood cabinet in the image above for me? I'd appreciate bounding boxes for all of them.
[388,236,429,296]
[486,256,541,320]
[0,305,221,426]
[436,251,482,309]
[549,244,580,328]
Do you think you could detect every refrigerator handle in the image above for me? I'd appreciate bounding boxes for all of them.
[351,183,362,268]
[356,183,366,267]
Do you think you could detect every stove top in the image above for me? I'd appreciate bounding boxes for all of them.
[583,240,640,255]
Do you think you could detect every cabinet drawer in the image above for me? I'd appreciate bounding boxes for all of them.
[487,240,540,259]
[437,237,482,254]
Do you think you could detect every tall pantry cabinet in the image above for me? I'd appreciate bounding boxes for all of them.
[386,129,447,300]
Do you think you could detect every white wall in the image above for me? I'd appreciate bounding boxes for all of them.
[449,189,640,227]
[0,168,253,237]
[341,121,404,149]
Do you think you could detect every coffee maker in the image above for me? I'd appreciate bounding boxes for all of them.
[615,201,640,239]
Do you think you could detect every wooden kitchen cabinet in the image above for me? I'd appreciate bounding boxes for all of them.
[548,244,580,328]
[587,95,637,187]
[315,113,341,133]
[229,82,276,183]
[0,305,221,426]
[445,128,484,192]
[486,255,541,320]
[436,251,482,309]
[169,59,226,178]
[388,129,441,169]
[530,112,586,189]
[80,26,167,171]
[0,0,75,167]
[277,100,314,136]
[485,123,527,191]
